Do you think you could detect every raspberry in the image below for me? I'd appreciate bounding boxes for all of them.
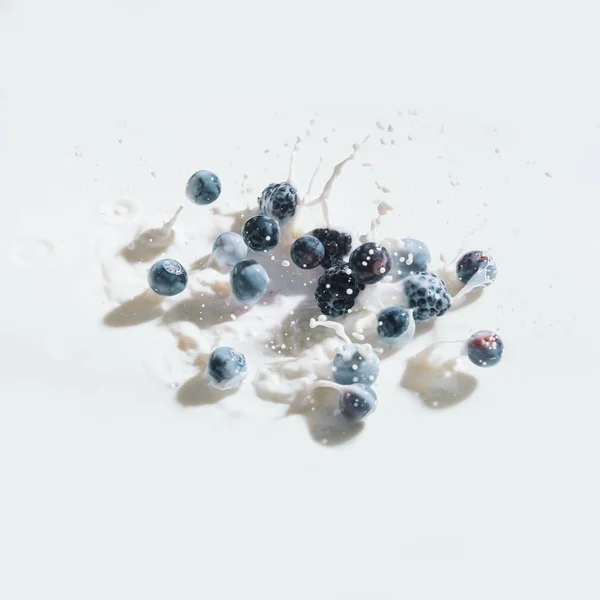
[403,272,452,321]
[310,228,352,268]
[315,262,364,318]
[258,182,298,221]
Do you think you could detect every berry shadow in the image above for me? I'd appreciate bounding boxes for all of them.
[103,290,164,327]
[161,295,250,330]
[176,370,238,407]
[287,387,365,446]
[120,236,171,264]
[400,364,478,409]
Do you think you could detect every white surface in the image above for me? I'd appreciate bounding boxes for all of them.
[2,2,600,599]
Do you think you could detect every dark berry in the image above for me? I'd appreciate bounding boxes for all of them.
[315,262,364,318]
[457,251,497,285]
[258,182,298,221]
[332,344,380,385]
[290,235,325,269]
[230,260,270,304]
[147,259,188,296]
[309,228,352,268]
[390,237,431,280]
[207,347,247,389]
[402,272,452,321]
[339,385,377,421]
[377,306,410,340]
[185,170,221,205]
[466,331,504,367]
[349,242,391,284]
[242,215,280,252]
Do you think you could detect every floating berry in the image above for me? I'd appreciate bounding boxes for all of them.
[147,258,188,296]
[290,235,325,269]
[402,272,452,321]
[466,330,504,367]
[390,237,431,280]
[242,215,280,252]
[332,344,380,385]
[258,182,298,221]
[230,259,270,304]
[339,384,378,421]
[349,242,392,285]
[457,251,497,285]
[315,262,364,318]
[185,170,221,205]
[212,232,247,268]
[310,228,352,268]
[207,347,247,390]
[377,306,411,341]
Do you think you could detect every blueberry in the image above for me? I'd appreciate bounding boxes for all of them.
[290,235,325,269]
[259,182,298,221]
[349,242,392,285]
[377,306,410,340]
[390,237,431,280]
[230,259,269,304]
[212,232,247,268]
[147,258,188,296]
[457,251,497,285]
[402,272,452,321]
[185,170,221,205]
[242,215,280,252]
[339,384,378,421]
[207,346,247,389]
[332,344,380,385]
[466,330,504,367]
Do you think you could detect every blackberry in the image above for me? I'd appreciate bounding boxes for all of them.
[403,272,452,321]
[310,228,352,268]
[315,262,364,318]
[258,182,298,221]
[349,242,391,284]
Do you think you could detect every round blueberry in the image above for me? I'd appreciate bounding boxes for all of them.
[391,237,431,280]
[457,251,497,285]
[349,242,392,285]
[207,346,247,389]
[259,182,298,221]
[147,258,188,296]
[212,232,247,268]
[332,344,380,385]
[230,259,270,304]
[290,235,325,269]
[466,330,504,367]
[185,170,222,205]
[377,306,410,340]
[242,215,280,252]
[339,384,378,421]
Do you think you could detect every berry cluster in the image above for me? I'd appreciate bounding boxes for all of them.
[139,166,505,427]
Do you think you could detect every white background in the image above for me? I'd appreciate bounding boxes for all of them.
[1,1,600,599]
